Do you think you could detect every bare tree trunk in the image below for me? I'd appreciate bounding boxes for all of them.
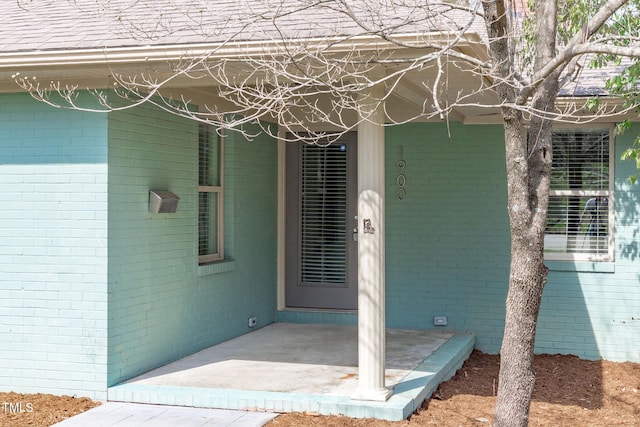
[494,106,555,426]
[494,100,556,427]
[495,250,547,425]
[482,0,558,424]
[492,106,548,426]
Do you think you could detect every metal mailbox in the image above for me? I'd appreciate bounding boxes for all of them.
[149,190,180,214]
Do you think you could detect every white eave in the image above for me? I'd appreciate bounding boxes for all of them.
[0,32,489,70]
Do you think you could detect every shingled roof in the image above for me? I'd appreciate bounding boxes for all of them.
[0,1,622,102]
[559,61,628,97]
[0,0,485,52]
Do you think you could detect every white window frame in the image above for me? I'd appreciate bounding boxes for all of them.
[544,126,614,262]
[198,124,224,264]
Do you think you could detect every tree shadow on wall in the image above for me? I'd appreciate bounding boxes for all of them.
[616,183,639,261]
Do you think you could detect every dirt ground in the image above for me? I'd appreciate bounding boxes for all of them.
[0,392,99,427]
[1,351,638,427]
[268,351,640,427]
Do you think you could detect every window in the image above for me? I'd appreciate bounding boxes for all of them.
[299,143,349,285]
[198,124,224,264]
[544,128,613,261]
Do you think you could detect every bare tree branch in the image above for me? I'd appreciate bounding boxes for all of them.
[520,0,631,102]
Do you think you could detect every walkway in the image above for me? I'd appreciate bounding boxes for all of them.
[52,402,277,426]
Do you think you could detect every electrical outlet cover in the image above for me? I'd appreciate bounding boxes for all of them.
[433,316,448,326]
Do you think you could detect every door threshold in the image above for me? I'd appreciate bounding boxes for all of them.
[275,309,358,325]
[281,307,357,314]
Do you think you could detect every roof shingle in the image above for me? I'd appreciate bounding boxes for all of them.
[1,0,484,52]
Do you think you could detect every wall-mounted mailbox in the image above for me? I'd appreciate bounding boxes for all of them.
[149,190,180,214]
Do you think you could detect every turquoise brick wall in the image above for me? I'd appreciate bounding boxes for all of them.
[385,122,640,362]
[107,106,278,386]
[0,93,109,399]
[385,122,510,352]
[537,124,640,362]
[1,89,636,405]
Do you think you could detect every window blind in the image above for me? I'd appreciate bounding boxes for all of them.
[299,144,348,285]
[545,129,610,257]
[198,124,223,262]
[550,129,609,191]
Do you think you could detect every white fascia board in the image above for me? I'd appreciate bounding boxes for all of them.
[0,32,485,70]
[462,96,634,125]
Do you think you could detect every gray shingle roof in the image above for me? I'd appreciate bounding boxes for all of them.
[559,61,628,97]
[0,0,485,52]
[0,1,620,97]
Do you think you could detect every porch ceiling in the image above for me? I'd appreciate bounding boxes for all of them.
[0,49,626,125]
[0,39,502,124]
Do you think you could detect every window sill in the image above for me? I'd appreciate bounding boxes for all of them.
[546,260,615,273]
[198,260,236,277]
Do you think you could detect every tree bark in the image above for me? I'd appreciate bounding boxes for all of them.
[482,0,558,425]
[492,101,553,426]
[494,100,555,426]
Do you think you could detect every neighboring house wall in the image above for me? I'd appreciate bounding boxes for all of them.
[384,122,640,362]
[0,94,109,399]
[107,105,278,386]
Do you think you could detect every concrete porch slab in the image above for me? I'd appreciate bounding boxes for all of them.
[108,323,474,421]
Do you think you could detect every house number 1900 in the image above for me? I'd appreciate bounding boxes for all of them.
[397,145,406,201]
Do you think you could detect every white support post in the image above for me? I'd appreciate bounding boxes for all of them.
[352,83,391,402]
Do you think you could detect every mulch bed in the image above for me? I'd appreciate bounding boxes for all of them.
[2,351,639,426]
[268,351,640,426]
[0,392,99,427]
